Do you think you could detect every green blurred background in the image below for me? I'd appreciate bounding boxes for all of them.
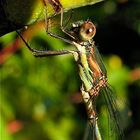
[0,0,140,140]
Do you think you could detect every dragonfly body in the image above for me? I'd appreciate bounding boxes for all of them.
[72,41,107,96]
[70,22,108,139]
[70,21,123,140]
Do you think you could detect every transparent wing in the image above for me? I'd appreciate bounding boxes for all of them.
[93,46,107,76]
[83,123,95,140]
[82,85,124,140]
[101,86,124,140]
[83,121,102,140]
[91,46,124,139]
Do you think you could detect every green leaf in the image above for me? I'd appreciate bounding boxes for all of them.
[0,0,103,36]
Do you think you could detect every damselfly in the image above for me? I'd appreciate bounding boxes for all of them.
[15,1,124,140]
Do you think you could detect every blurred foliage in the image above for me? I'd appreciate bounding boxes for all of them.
[0,0,140,140]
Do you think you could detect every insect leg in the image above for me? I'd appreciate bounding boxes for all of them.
[16,30,71,57]
[60,9,76,40]
[43,0,74,44]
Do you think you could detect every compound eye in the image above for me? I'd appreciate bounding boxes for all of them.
[86,28,93,35]
[80,21,96,41]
